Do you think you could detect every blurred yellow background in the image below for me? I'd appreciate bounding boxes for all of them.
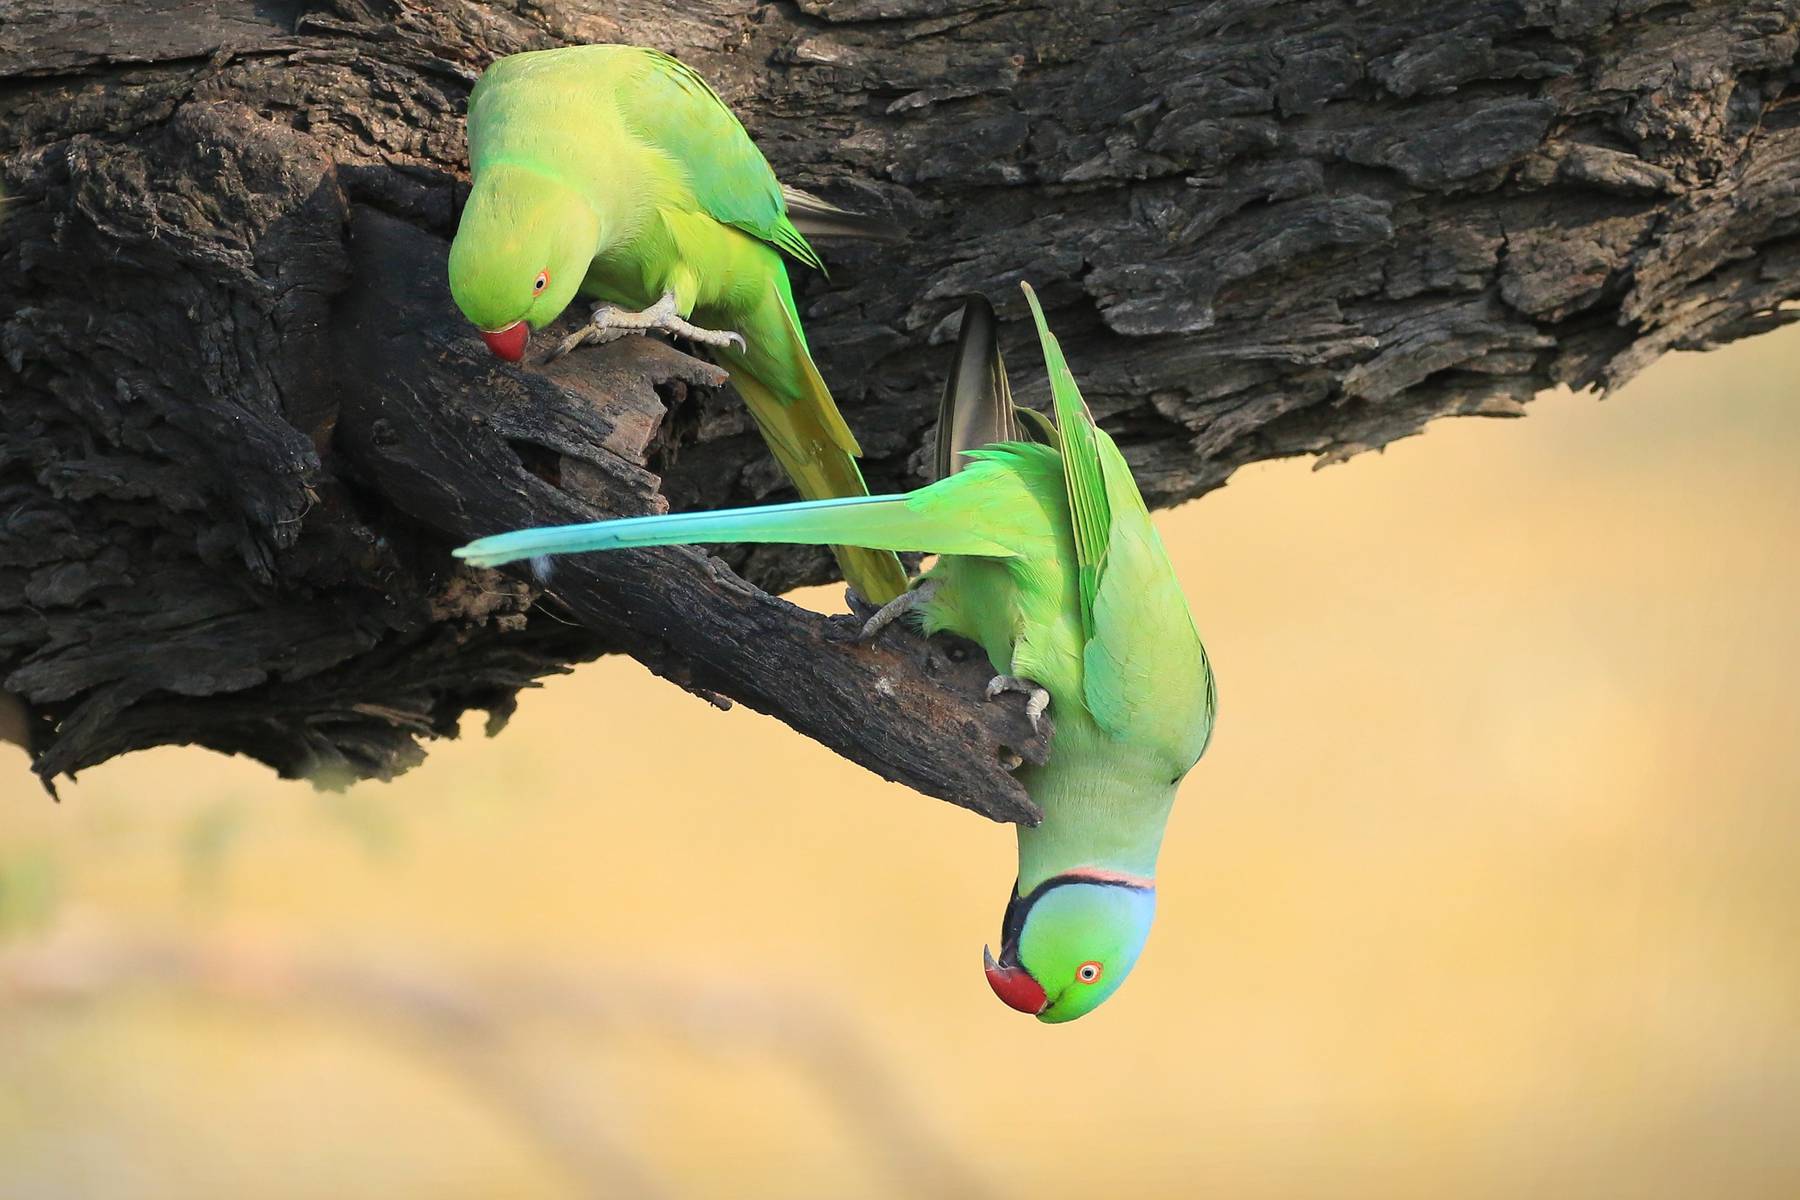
[4,326,1799,1199]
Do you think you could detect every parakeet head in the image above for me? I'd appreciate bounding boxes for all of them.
[448,165,598,362]
[983,871,1157,1023]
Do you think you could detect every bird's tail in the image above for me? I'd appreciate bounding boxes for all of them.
[455,491,1015,570]
[780,186,905,245]
[708,282,910,604]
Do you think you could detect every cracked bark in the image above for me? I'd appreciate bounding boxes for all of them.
[3,1,1797,820]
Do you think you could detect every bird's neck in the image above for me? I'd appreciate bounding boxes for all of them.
[1014,754,1178,893]
[475,161,606,247]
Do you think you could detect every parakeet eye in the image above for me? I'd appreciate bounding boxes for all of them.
[1077,961,1103,984]
[533,269,550,294]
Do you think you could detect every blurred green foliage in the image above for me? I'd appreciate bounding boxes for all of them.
[0,849,61,939]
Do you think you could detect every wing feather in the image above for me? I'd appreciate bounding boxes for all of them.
[1018,282,1216,761]
[935,297,1022,481]
[1021,283,1108,641]
[620,51,825,272]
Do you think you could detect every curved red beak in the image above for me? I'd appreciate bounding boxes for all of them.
[479,320,529,363]
[983,945,1047,1015]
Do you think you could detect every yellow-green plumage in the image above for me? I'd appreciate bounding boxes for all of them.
[454,284,1218,1023]
[447,44,907,603]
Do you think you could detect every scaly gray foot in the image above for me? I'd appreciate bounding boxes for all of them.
[858,579,937,642]
[986,674,1051,733]
[548,292,747,361]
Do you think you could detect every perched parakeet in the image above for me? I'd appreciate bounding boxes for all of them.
[455,284,1218,1022]
[447,43,908,604]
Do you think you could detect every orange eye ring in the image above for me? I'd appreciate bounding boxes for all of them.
[1076,961,1103,985]
[533,269,550,295]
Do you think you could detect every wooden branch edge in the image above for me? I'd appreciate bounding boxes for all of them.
[334,207,1045,825]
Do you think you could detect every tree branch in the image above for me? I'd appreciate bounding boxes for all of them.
[3,0,1798,813]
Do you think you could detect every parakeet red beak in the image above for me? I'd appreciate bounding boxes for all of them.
[983,945,1047,1015]
[479,321,529,363]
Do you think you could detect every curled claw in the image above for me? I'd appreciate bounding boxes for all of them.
[673,322,746,353]
[985,674,1050,734]
[858,579,936,642]
[545,325,615,363]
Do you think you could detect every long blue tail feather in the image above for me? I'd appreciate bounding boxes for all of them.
[454,494,908,569]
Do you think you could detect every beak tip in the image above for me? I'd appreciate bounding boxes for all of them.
[983,944,1049,1016]
[479,320,529,363]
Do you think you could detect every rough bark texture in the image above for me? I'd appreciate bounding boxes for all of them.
[3,1,1798,816]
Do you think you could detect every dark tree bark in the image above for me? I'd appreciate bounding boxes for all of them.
[3,1,1798,818]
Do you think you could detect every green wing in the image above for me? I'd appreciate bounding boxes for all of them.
[1020,283,1216,761]
[1021,283,1109,642]
[1080,431,1217,761]
[619,51,824,272]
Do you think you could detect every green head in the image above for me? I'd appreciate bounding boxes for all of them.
[447,164,598,362]
[983,870,1157,1023]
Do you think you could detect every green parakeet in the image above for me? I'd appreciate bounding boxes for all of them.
[454,284,1218,1023]
[446,43,908,604]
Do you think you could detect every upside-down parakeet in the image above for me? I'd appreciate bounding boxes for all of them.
[447,43,908,604]
[455,284,1218,1022]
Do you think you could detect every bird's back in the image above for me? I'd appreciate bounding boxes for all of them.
[468,46,814,267]
[1080,431,1215,780]
[924,294,1214,780]
[468,45,640,165]
[941,435,1210,782]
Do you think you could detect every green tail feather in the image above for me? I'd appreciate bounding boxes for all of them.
[709,278,910,603]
